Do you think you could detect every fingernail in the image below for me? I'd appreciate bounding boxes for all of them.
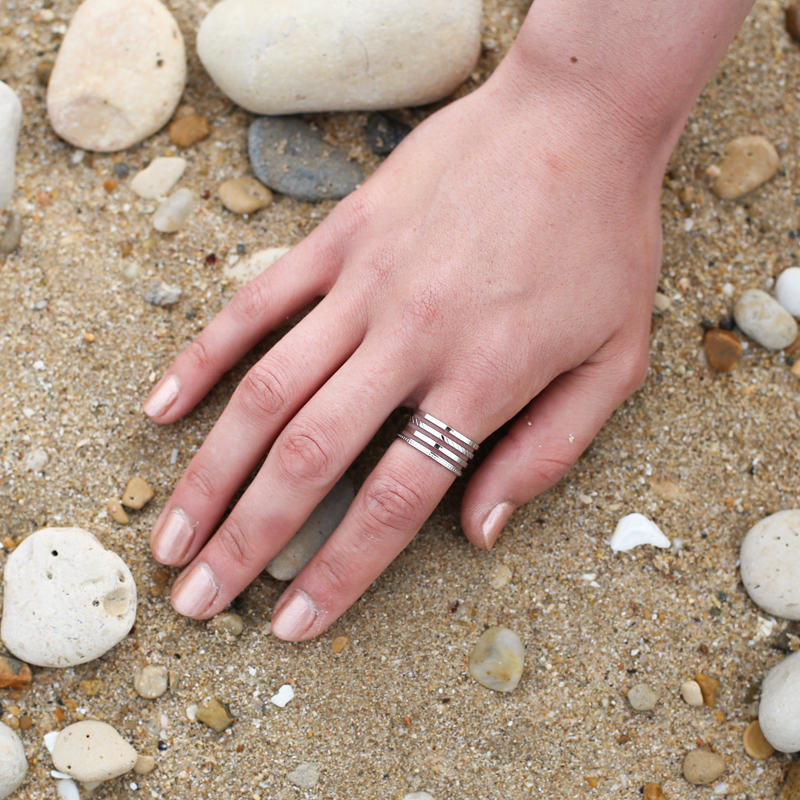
[143,374,180,418]
[152,509,196,564]
[170,563,218,617]
[482,501,514,549]
[271,590,316,641]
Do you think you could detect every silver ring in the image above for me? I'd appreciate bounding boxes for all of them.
[397,410,478,477]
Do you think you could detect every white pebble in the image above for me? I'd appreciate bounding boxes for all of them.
[53,721,138,783]
[0,82,23,208]
[133,665,169,699]
[24,447,49,471]
[223,246,291,285]
[403,794,435,800]
[270,684,295,707]
[759,649,800,753]
[734,289,798,350]
[56,779,81,800]
[185,704,198,721]
[44,731,60,754]
[152,188,195,232]
[681,680,705,707]
[0,722,27,800]
[468,626,524,692]
[775,267,800,317]
[627,683,659,711]
[130,157,187,199]
[609,513,670,553]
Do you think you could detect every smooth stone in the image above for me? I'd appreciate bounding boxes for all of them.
[287,762,320,790]
[1,527,137,668]
[695,672,719,706]
[224,246,291,284]
[133,755,156,775]
[152,188,195,232]
[0,655,32,690]
[130,157,187,200]
[267,476,355,580]
[776,267,800,317]
[249,117,363,201]
[468,626,524,692]
[627,682,659,711]
[36,59,55,86]
[0,211,22,254]
[121,477,154,510]
[25,447,49,471]
[144,280,182,307]
[195,698,236,732]
[47,0,186,152]
[760,649,800,752]
[788,5,800,43]
[133,665,168,699]
[365,112,411,155]
[704,328,742,372]
[218,177,273,215]
[682,750,726,785]
[106,497,129,525]
[743,719,775,759]
[52,721,137,782]
[0,721,27,799]
[610,513,670,553]
[652,292,672,315]
[208,612,244,636]
[680,679,704,707]
[734,289,798,350]
[168,114,210,148]
[709,136,779,200]
[197,0,481,114]
[740,510,800,620]
[0,82,22,208]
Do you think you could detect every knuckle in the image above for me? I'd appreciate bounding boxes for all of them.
[183,334,215,375]
[276,424,337,484]
[618,350,649,396]
[229,276,273,324]
[360,476,426,536]
[307,546,353,596]
[181,462,219,504]
[530,454,574,489]
[236,363,290,421]
[215,517,256,570]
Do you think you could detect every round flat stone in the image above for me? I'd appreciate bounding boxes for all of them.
[52,721,138,782]
[759,649,800,753]
[133,665,168,699]
[468,626,524,692]
[0,721,27,799]
[682,750,726,785]
[743,719,775,759]
[627,683,659,711]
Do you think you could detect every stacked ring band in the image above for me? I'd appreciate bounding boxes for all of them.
[397,410,479,477]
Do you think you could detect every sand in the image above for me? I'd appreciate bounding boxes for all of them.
[1,0,799,798]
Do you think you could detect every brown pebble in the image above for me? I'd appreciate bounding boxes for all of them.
[708,136,779,200]
[791,360,800,380]
[2,537,15,551]
[122,476,154,510]
[35,59,54,86]
[173,104,196,119]
[694,672,719,706]
[169,114,210,148]
[783,763,800,800]
[743,719,774,760]
[0,211,22,255]
[682,749,726,785]
[83,332,95,343]
[79,679,103,697]
[585,775,600,788]
[218,177,273,215]
[643,784,667,800]
[54,707,65,724]
[107,497,129,524]
[0,655,32,690]
[195,698,235,732]
[18,715,32,731]
[152,568,170,585]
[704,329,742,372]
[103,179,117,193]
[787,5,800,43]
[332,636,349,654]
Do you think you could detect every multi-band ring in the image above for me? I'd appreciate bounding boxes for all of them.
[397,410,478,477]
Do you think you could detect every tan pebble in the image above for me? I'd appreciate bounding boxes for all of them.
[652,292,672,315]
[585,775,600,788]
[83,332,95,342]
[133,665,169,699]
[121,476,154,510]
[694,672,719,706]
[682,749,726,785]
[650,478,691,502]
[208,612,243,636]
[195,698,235,732]
[742,720,774,760]
[709,135,779,200]
[218,177,273,215]
[627,683,659,712]
[106,498,129,524]
[18,715,32,731]
[643,784,667,800]
[4,716,18,730]
[2,536,16,552]
[173,104,196,119]
[704,329,742,372]
[468,626,524,692]
[331,635,348,654]
[79,679,103,697]
[681,680,704,707]
[152,569,170,585]
[169,114,210,147]
[783,762,800,800]
[791,360,800,380]
[36,59,54,85]
[133,754,156,774]
[488,563,512,589]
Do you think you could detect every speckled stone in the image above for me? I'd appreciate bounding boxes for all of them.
[0,81,22,208]
[52,721,138,782]
[218,177,273,215]
[195,698,236,732]
[0,721,27,799]
[468,626,524,692]
[759,649,800,753]
[734,289,798,350]
[287,762,320,790]
[133,665,168,699]
[627,683,659,711]
[709,136,779,200]
[208,612,243,636]
[682,750,726,785]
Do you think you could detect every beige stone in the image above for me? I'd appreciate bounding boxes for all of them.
[682,750,726,785]
[53,720,138,782]
[218,177,273,215]
[122,476,154,509]
[709,136,779,200]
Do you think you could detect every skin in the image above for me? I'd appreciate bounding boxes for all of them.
[145,0,755,640]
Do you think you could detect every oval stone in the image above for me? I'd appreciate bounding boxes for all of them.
[468,626,524,692]
[197,0,481,114]
[0,721,27,800]
[0,81,22,208]
[740,510,800,620]
[710,136,779,201]
[682,750,726,785]
[734,289,798,350]
[760,650,800,753]
[47,0,186,152]
[52,721,138,783]
[776,267,800,317]
[1,527,137,668]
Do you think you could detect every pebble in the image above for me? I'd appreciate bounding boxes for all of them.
[331,635,348,654]
[652,292,672,315]
[792,360,800,380]
[133,665,168,699]
[133,755,156,775]
[122,477,154,510]
[1,527,137,667]
[776,267,800,317]
[248,116,364,201]
[144,280,182,307]
[152,188,195,232]
[643,786,666,800]
[270,684,295,708]
[627,683,659,711]
[704,328,743,372]
[267,476,355,580]
[708,136,779,200]
[468,626,524,692]
[680,679,705,707]
[287,762,320,790]
[25,447,49,471]
[197,0,481,113]
[740,509,800,620]
[742,719,775,759]
[52,720,138,782]
[734,289,798,350]
[488,563,512,590]
[218,177,273,215]
[0,212,22,254]
[787,5,800,43]
[47,0,186,152]
[36,59,54,86]
[783,763,800,800]
[195,698,236,732]
[609,513,670,553]
[130,157,187,200]
[0,82,22,208]
[695,672,719,706]
[682,750,726,785]
[56,780,80,800]
[365,113,412,155]
[168,114,210,148]
[0,721,27,799]
[0,655,32,690]
[223,246,291,284]
[106,497,130,525]
[759,649,800,752]
[208,612,243,636]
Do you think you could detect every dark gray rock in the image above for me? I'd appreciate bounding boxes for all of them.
[365,112,411,155]
[248,116,363,202]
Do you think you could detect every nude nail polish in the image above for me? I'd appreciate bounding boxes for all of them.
[170,563,218,617]
[143,374,180,418]
[152,509,196,564]
[482,502,514,549]
[271,591,317,641]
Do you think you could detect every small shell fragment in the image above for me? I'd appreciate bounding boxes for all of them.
[610,513,670,553]
[270,684,295,707]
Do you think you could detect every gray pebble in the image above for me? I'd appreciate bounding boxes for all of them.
[0,211,21,255]
[734,288,798,350]
[248,116,363,202]
[287,762,319,789]
[627,682,659,711]
[144,281,182,307]
[133,665,168,699]
[365,112,411,155]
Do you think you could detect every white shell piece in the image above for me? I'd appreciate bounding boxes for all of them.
[270,684,295,708]
[44,731,60,754]
[56,779,81,800]
[51,770,73,779]
[610,513,670,553]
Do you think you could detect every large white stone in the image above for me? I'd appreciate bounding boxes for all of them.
[734,289,798,350]
[47,0,186,152]
[52,721,138,782]
[0,81,22,208]
[1,527,137,667]
[760,650,800,753]
[740,509,800,620]
[0,721,27,799]
[130,157,186,199]
[775,267,800,317]
[197,0,482,114]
